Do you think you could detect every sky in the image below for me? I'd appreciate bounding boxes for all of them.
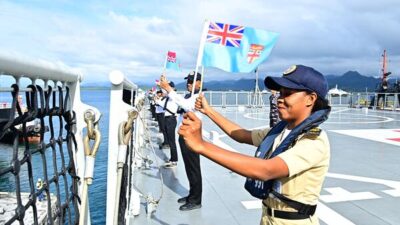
[0,0,399,85]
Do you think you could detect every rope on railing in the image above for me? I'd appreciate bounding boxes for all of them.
[110,95,165,223]
[133,100,165,216]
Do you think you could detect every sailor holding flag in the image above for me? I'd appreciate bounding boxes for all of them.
[179,65,331,224]
[158,19,281,213]
[159,71,204,211]
[168,20,330,224]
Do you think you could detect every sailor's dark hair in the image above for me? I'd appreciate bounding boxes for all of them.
[312,98,329,112]
[305,90,330,112]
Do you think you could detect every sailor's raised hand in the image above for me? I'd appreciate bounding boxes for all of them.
[178,112,205,153]
[195,93,212,116]
[159,74,172,92]
[160,73,167,81]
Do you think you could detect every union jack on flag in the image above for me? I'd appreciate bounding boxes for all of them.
[206,22,244,47]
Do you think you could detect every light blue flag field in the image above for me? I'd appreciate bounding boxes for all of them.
[201,22,279,73]
[165,51,182,71]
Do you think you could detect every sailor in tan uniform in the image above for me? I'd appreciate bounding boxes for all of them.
[252,126,329,225]
[178,65,331,224]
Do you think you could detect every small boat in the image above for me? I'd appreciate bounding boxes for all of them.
[0,106,47,145]
[0,123,42,144]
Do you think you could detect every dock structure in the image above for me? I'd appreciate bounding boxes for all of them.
[0,192,57,225]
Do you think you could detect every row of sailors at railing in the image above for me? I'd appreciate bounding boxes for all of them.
[146,71,204,211]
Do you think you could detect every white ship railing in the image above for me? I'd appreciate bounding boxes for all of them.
[204,91,266,107]
[175,91,271,108]
[191,90,400,110]
[106,71,145,225]
[0,53,100,225]
[191,91,351,108]
[349,92,400,110]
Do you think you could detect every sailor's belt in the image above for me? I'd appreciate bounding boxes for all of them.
[263,202,311,220]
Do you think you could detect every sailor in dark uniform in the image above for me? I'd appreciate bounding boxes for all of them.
[154,90,168,147]
[159,71,203,211]
[148,89,156,119]
[370,76,389,108]
[163,82,179,168]
[395,80,400,107]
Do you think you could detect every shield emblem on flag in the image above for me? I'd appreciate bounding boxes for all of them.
[247,44,264,64]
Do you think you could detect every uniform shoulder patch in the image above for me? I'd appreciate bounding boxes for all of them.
[303,127,321,139]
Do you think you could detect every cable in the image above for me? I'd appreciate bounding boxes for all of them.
[130,105,165,208]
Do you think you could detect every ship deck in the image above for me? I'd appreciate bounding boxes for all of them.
[131,106,400,225]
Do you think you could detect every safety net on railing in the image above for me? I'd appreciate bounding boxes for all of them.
[0,83,80,225]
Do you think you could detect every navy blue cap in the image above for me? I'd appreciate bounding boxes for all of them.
[169,81,175,88]
[264,65,328,99]
[184,71,202,82]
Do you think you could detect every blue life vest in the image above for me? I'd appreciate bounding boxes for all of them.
[244,107,330,199]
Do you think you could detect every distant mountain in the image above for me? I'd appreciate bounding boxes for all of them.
[326,71,381,92]
[174,71,384,92]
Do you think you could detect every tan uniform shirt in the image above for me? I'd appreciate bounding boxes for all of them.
[251,127,330,225]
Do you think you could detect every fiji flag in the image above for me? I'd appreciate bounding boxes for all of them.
[165,51,182,71]
[201,21,279,73]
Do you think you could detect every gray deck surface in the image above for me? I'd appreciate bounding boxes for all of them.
[131,106,400,225]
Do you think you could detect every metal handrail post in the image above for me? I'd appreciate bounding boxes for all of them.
[106,70,139,225]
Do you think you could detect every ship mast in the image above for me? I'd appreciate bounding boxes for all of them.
[381,49,387,78]
[381,49,391,79]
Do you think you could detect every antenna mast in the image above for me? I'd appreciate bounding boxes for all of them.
[382,49,387,79]
[381,49,391,79]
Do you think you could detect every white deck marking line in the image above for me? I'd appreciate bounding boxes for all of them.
[325,113,394,124]
[330,108,352,114]
[242,107,268,121]
[320,187,380,203]
[330,129,400,146]
[243,108,395,124]
[241,200,261,209]
[202,129,238,153]
[241,200,355,225]
[242,108,350,121]
[317,202,356,225]
[327,172,400,197]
